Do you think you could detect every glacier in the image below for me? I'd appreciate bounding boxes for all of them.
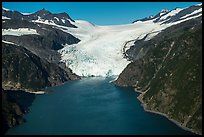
[7,4,198,77]
[1,4,202,77]
[58,20,163,77]
[57,4,202,77]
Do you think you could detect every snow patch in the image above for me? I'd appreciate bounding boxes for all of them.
[168,13,202,26]
[21,12,33,15]
[61,19,65,23]
[145,30,161,41]
[196,3,202,6]
[54,17,59,21]
[2,28,40,36]
[24,53,29,57]
[159,8,183,21]
[2,16,11,20]
[32,18,58,26]
[180,8,202,19]
[2,7,10,11]
[2,40,16,45]
[124,40,136,52]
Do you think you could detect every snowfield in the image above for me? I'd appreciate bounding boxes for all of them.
[58,20,162,77]
[2,40,16,45]
[2,4,202,77]
[58,6,202,77]
[2,28,40,36]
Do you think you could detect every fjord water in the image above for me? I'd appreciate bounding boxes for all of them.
[6,77,194,135]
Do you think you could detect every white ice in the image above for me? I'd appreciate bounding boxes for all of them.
[2,28,40,36]
[2,40,16,45]
[180,8,202,19]
[2,16,11,20]
[58,20,164,77]
[21,12,33,15]
[2,5,202,77]
[57,6,202,77]
[159,8,183,21]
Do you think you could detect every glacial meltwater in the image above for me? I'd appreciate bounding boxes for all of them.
[6,77,195,135]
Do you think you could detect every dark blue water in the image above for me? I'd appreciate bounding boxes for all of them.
[6,77,194,135]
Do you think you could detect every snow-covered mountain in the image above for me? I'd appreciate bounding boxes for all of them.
[2,7,80,63]
[133,4,202,24]
[58,3,202,77]
[2,4,202,77]
[2,8,76,27]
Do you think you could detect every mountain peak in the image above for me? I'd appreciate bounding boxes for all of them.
[2,7,10,11]
[160,9,169,13]
[35,8,51,16]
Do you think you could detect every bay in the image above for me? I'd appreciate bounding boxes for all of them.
[6,77,194,135]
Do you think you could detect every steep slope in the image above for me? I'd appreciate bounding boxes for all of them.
[2,42,80,92]
[2,89,35,134]
[2,41,80,134]
[2,8,81,134]
[2,8,76,27]
[57,4,202,77]
[2,16,80,63]
[114,18,202,134]
[3,4,201,77]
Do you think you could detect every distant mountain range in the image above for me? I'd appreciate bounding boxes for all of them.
[133,4,202,24]
[2,8,76,27]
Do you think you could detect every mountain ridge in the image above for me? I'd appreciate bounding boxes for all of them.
[114,17,202,135]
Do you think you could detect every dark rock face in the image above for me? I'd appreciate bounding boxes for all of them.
[127,17,202,62]
[2,89,36,134]
[114,19,202,134]
[2,40,80,134]
[160,5,202,24]
[2,42,80,91]
[2,19,80,63]
[132,4,202,24]
[2,8,81,134]
[2,8,80,64]
[2,8,76,28]
[2,51,80,133]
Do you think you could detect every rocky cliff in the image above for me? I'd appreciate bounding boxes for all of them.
[2,41,80,91]
[2,89,36,134]
[2,7,81,134]
[114,19,202,134]
[2,41,80,134]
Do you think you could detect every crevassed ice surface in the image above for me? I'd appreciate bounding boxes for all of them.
[58,20,162,77]
[58,6,202,77]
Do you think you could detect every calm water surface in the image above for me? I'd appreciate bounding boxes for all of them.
[6,77,194,135]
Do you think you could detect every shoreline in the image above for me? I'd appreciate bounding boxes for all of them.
[135,90,200,135]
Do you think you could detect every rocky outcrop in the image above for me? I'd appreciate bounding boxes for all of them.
[2,89,36,134]
[2,8,76,28]
[132,4,202,24]
[2,8,81,134]
[2,41,80,134]
[2,42,80,91]
[114,19,202,134]
[2,19,80,63]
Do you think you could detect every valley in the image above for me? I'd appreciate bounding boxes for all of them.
[2,3,202,135]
